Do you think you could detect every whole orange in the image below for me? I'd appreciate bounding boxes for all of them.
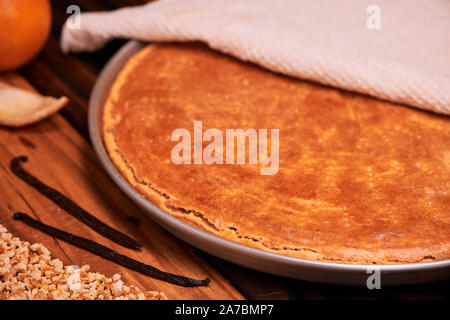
[0,0,51,72]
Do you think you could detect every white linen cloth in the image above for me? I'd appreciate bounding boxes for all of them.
[61,0,450,115]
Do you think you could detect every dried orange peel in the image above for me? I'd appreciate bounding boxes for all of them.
[0,81,68,127]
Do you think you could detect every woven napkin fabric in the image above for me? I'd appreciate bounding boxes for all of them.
[61,0,450,115]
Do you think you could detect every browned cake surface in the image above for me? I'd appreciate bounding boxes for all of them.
[103,43,450,264]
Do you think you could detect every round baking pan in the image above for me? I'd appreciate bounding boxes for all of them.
[89,40,450,286]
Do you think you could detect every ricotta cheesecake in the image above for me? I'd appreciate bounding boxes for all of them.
[103,43,450,264]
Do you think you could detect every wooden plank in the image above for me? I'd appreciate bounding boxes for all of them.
[50,0,127,71]
[38,36,98,100]
[0,73,243,300]
[205,257,293,300]
[21,60,89,140]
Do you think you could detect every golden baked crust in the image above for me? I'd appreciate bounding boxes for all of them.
[103,43,450,264]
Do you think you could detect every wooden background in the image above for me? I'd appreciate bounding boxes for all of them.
[0,0,448,300]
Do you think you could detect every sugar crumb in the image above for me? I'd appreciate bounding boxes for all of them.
[0,224,166,300]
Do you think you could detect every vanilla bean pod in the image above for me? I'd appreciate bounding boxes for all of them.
[14,212,210,287]
[10,156,143,249]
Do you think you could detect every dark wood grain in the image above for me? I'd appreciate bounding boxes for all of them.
[13,0,450,300]
[20,60,89,139]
